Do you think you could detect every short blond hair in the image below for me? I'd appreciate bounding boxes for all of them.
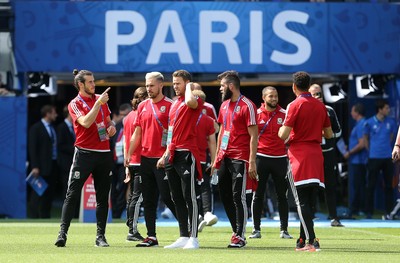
[309,83,321,90]
[193,82,202,91]
[192,89,206,101]
[145,72,164,82]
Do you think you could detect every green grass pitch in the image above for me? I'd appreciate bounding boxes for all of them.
[1,221,399,262]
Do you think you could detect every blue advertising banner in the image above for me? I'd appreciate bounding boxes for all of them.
[0,96,27,218]
[14,2,400,74]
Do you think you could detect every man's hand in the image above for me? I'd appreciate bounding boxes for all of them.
[157,150,170,169]
[209,160,218,177]
[123,167,131,183]
[248,160,257,180]
[186,82,194,91]
[156,157,165,169]
[31,168,40,178]
[209,167,215,178]
[392,146,400,161]
[97,87,111,105]
[124,157,131,167]
[107,125,116,137]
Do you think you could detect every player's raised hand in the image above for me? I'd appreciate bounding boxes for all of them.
[97,87,111,105]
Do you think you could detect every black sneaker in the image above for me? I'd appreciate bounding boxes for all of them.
[382,214,393,220]
[95,235,110,247]
[136,237,158,247]
[312,238,321,251]
[126,232,145,242]
[55,232,67,247]
[227,235,246,248]
[295,238,305,251]
[330,219,344,227]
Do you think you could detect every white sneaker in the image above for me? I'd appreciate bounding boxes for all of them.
[204,212,218,226]
[183,237,199,249]
[248,230,261,239]
[164,237,189,249]
[280,230,293,239]
[198,218,207,232]
[161,208,173,219]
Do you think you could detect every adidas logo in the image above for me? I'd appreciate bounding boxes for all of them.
[237,173,242,178]
[184,170,190,175]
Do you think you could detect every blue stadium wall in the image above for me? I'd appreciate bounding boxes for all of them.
[0,96,27,218]
[1,1,399,218]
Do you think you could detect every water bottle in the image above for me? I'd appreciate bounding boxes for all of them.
[210,169,219,185]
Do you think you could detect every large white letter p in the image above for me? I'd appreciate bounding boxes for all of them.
[105,11,146,64]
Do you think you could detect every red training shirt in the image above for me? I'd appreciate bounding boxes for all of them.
[168,96,204,151]
[284,93,331,145]
[202,102,218,121]
[217,95,257,162]
[284,92,331,187]
[134,97,173,158]
[256,104,287,157]
[69,93,111,151]
[196,113,216,163]
[123,110,141,165]
[168,96,204,180]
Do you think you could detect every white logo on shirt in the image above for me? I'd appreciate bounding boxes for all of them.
[202,109,207,114]
[160,106,166,113]
[235,106,241,112]
[277,118,283,124]
[259,120,265,124]
[236,173,242,178]
[73,171,80,179]
[184,170,190,175]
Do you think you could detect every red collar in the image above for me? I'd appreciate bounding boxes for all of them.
[78,92,96,102]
